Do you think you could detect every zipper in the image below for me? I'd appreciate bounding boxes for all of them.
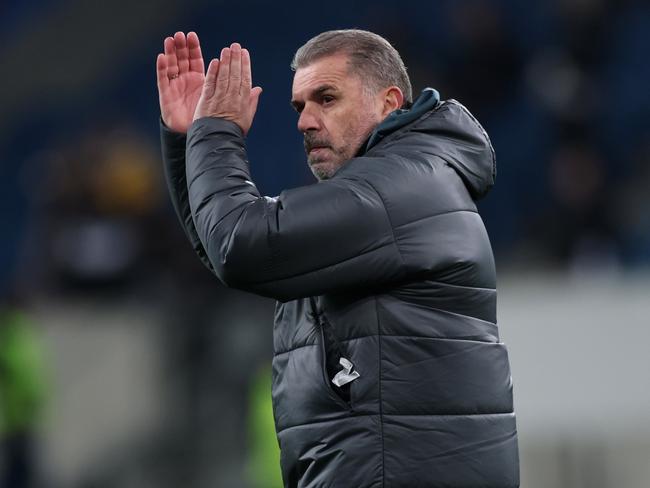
[309,297,357,411]
[318,324,353,410]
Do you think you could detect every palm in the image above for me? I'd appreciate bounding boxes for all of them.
[161,71,204,132]
[157,32,206,134]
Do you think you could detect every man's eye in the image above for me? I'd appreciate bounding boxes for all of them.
[322,95,335,105]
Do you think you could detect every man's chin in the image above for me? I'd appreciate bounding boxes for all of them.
[308,160,337,180]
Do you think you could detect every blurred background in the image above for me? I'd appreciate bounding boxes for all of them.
[1,0,649,486]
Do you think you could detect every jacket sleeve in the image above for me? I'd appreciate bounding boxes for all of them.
[185,117,406,302]
[160,120,215,273]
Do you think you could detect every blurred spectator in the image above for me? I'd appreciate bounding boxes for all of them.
[0,296,48,488]
[444,0,524,118]
[543,139,620,271]
[246,365,282,488]
[614,137,650,265]
[34,121,172,292]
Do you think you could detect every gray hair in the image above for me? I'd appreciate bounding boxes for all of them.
[291,29,413,106]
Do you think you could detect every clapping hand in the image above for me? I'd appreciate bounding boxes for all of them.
[193,42,263,136]
[156,32,262,136]
[156,32,205,134]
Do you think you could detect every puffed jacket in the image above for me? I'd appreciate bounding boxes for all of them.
[160,88,520,487]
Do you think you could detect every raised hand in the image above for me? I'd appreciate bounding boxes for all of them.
[157,31,205,133]
[193,43,263,136]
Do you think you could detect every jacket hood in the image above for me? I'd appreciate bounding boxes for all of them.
[363,88,496,200]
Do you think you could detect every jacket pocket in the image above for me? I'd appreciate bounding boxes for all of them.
[318,323,353,410]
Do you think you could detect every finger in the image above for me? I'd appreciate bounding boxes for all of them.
[241,48,252,95]
[216,47,231,94]
[202,58,220,100]
[156,53,169,90]
[187,31,205,74]
[249,86,263,117]
[174,31,190,75]
[228,43,242,95]
[164,36,179,78]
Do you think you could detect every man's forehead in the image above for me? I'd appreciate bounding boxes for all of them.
[291,53,352,98]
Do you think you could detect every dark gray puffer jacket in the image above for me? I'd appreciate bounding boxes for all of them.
[160,89,519,487]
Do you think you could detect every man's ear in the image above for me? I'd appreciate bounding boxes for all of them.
[381,86,404,117]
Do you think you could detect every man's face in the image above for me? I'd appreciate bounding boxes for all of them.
[291,53,384,180]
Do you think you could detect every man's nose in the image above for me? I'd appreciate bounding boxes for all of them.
[297,106,321,133]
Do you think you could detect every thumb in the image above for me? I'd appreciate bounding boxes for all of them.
[248,86,263,119]
[203,58,220,99]
[194,59,221,121]
[248,86,262,124]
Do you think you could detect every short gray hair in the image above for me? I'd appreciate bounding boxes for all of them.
[291,29,413,106]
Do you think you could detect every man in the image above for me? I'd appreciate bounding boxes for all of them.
[157,29,519,487]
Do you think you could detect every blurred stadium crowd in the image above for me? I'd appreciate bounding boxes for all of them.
[0,0,648,487]
[1,0,648,296]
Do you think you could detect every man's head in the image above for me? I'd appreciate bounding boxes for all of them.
[291,30,412,180]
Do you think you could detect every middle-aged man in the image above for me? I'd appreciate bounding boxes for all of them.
[156,29,519,487]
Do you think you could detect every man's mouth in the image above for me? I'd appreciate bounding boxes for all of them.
[304,134,331,155]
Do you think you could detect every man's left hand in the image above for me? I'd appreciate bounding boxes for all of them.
[193,43,263,136]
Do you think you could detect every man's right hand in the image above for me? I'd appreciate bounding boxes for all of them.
[156,31,205,134]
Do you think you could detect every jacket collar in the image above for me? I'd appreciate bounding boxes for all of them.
[360,88,441,155]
